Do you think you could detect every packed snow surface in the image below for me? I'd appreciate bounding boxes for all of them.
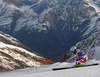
[0,60,100,77]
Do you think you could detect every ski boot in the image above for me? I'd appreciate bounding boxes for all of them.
[74,62,82,67]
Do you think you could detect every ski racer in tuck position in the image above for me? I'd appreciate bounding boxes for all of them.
[70,46,88,66]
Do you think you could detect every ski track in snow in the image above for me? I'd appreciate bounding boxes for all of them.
[0,60,100,77]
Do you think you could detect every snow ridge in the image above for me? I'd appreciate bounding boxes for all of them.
[83,0,100,36]
[0,31,53,72]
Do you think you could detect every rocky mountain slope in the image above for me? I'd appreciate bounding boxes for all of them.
[0,31,53,72]
[0,0,100,61]
[60,32,100,62]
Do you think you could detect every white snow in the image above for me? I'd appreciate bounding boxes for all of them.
[0,42,39,57]
[0,60,100,77]
[82,0,100,36]
[85,0,100,13]
[0,33,18,44]
[82,16,100,36]
[14,4,54,32]
[0,37,43,67]
[1,44,100,77]
[0,0,19,26]
[40,7,53,17]
[60,10,68,21]
[0,42,32,67]
[0,32,45,70]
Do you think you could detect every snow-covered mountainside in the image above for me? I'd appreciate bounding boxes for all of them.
[0,31,53,72]
[0,0,100,61]
[60,32,100,62]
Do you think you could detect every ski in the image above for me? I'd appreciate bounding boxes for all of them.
[52,63,99,71]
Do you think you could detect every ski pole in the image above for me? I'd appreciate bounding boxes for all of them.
[80,45,85,50]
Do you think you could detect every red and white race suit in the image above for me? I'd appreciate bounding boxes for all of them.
[75,54,88,64]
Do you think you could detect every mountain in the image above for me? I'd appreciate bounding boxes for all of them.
[0,0,100,61]
[0,31,53,72]
[60,32,100,62]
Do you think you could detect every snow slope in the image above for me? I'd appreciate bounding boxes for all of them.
[0,31,53,71]
[83,0,100,36]
[0,60,99,77]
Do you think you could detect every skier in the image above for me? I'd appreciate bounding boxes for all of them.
[70,46,88,66]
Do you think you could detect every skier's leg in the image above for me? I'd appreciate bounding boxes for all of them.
[74,58,82,66]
